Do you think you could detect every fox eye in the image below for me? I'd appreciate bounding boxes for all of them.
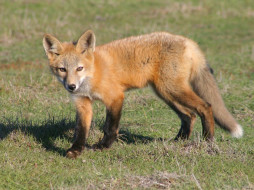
[77,66,83,71]
[58,67,66,72]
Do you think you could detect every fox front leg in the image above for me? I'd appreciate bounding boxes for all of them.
[95,94,124,149]
[66,97,92,159]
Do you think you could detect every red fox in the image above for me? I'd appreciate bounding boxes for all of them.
[43,30,243,158]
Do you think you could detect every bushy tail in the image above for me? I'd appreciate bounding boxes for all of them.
[191,65,243,138]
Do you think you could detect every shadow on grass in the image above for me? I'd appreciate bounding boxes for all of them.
[118,129,160,144]
[97,121,164,145]
[0,117,164,156]
[0,117,75,156]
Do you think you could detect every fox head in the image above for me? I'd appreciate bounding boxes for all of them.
[43,30,96,94]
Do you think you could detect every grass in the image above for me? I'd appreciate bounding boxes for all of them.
[0,0,253,189]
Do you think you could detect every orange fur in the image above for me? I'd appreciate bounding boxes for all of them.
[43,30,242,158]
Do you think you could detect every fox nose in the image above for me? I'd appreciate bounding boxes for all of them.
[68,84,76,91]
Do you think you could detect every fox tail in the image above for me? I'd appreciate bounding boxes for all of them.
[191,65,243,138]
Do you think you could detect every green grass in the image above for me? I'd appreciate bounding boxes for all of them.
[0,0,253,189]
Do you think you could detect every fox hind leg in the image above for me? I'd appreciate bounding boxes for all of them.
[153,81,214,140]
[153,86,196,140]
[173,88,215,140]
[170,103,197,140]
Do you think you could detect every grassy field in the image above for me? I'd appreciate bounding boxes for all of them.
[0,0,253,189]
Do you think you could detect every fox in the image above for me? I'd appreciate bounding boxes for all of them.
[42,30,243,159]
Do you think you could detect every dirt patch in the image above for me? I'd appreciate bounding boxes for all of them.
[0,60,44,70]
[96,171,188,189]
[125,172,180,189]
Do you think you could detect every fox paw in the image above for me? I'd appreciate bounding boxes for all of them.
[66,146,84,159]
[92,135,117,150]
[92,142,109,150]
[92,139,113,150]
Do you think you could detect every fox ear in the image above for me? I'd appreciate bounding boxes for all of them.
[76,30,96,53]
[43,34,63,59]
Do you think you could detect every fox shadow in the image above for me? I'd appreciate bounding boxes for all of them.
[118,129,165,145]
[0,117,75,156]
[0,117,163,156]
[98,122,164,145]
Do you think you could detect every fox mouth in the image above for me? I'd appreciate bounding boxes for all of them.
[67,87,80,93]
[64,77,91,95]
[67,88,76,93]
[64,83,78,93]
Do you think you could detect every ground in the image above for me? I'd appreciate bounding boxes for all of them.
[0,0,253,189]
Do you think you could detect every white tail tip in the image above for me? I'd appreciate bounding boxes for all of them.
[231,124,243,138]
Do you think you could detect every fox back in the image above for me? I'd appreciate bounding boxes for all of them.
[42,30,242,159]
